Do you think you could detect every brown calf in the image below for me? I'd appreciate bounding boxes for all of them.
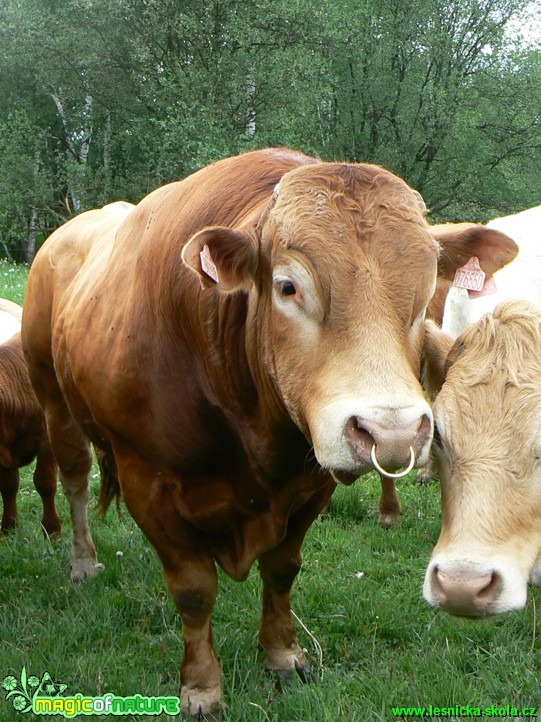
[0,330,60,536]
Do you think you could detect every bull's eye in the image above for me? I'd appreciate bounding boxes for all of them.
[279,281,296,296]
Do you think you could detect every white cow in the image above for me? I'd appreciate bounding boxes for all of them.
[423,300,541,616]
[0,298,22,344]
[442,205,541,337]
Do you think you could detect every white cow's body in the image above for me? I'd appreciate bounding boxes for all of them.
[0,298,22,344]
[442,205,541,337]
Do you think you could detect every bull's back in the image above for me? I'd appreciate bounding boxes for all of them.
[23,204,134,391]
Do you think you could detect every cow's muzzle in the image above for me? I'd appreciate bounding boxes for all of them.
[425,564,502,617]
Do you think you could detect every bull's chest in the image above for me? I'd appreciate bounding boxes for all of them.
[155,465,327,581]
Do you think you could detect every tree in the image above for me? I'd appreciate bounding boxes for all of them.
[1,0,540,262]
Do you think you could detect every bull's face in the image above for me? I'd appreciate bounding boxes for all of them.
[257,165,438,480]
[182,162,437,481]
[423,300,541,617]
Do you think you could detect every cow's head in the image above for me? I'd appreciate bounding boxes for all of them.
[423,301,541,616]
[182,162,517,482]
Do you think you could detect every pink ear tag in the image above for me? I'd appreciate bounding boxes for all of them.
[468,275,498,299]
[452,256,485,292]
[200,244,219,283]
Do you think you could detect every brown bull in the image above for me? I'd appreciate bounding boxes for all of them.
[22,149,501,716]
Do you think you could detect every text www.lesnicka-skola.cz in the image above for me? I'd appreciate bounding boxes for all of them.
[391,704,538,718]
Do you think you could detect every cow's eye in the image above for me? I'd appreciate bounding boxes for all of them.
[279,280,296,296]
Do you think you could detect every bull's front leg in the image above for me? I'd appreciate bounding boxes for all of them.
[258,554,312,684]
[119,465,222,719]
[257,484,333,684]
[378,473,401,528]
[164,556,221,719]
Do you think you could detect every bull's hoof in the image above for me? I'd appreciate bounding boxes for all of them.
[42,527,62,541]
[379,511,400,528]
[181,684,221,721]
[42,523,62,540]
[71,560,105,582]
[293,656,316,684]
[184,710,221,722]
[272,657,316,690]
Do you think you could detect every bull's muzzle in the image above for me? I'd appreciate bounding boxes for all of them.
[345,412,431,474]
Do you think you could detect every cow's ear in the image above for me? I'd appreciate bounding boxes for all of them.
[182,225,259,292]
[432,223,518,280]
[421,321,454,399]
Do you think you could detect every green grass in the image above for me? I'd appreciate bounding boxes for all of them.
[2,474,540,721]
[0,259,27,305]
[1,264,540,721]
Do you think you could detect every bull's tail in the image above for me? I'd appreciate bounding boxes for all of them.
[94,445,122,515]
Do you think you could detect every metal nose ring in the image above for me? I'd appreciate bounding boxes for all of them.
[370,444,415,478]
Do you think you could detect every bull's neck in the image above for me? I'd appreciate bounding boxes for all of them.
[194,287,301,456]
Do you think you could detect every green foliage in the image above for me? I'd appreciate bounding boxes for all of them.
[0,0,540,259]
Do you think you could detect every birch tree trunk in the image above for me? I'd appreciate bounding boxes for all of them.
[245,69,256,137]
[49,88,93,213]
[27,205,38,264]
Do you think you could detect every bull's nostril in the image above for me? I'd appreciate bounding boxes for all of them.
[433,567,445,595]
[345,417,375,456]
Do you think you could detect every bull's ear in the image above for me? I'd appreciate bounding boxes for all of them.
[432,223,518,280]
[181,225,259,292]
[422,321,454,399]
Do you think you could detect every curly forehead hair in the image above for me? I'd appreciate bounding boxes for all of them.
[448,300,541,387]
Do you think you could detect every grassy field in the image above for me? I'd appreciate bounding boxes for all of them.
[1,260,540,721]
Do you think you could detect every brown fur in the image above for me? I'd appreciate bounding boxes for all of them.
[0,333,60,535]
